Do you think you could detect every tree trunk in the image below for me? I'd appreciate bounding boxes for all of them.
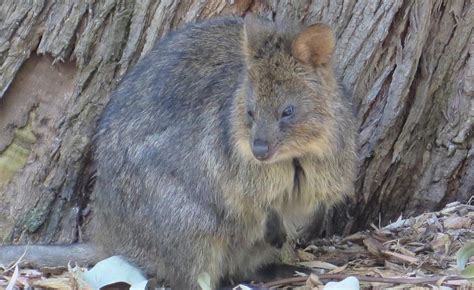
[0,0,472,244]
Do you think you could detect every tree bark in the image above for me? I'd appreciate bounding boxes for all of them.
[0,0,472,244]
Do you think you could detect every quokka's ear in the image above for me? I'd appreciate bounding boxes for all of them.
[291,23,335,66]
[242,13,274,57]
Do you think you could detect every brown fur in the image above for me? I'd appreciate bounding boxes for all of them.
[0,15,357,289]
[292,23,335,66]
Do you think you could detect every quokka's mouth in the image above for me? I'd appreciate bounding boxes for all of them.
[253,153,274,162]
[252,149,279,163]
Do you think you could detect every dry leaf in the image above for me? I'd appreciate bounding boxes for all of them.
[363,238,384,256]
[443,216,472,230]
[32,277,75,290]
[297,250,317,262]
[327,263,347,274]
[306,273,322,287]
[298,261,338,270]
[430,233,451,254]
[382,250,419,265]
[395,245,416,257]
[343,232,368,242]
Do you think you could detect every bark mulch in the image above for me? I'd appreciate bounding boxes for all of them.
[1,201,473,289]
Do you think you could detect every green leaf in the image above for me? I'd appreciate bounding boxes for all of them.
[77,255,149,290]
[6,265,19,290]
[456,241,474,270]
[197,272,212,290]
[233,285,253,290]
[323,276,359,290]
[461,264,474,280]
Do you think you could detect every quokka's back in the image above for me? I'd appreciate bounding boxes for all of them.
[92,14,357,289]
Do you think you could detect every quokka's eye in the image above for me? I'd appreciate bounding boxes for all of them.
[281,105,294,118]
[247,110,255,120]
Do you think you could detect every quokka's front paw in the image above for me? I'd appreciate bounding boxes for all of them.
[264,210,287,248]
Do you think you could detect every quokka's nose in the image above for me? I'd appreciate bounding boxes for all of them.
[251,139,270,161]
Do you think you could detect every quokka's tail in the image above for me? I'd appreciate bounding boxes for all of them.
[0,243,102,268]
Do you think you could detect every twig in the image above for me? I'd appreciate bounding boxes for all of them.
[382,250,419,264]
[261,274,464,288]
[5,244,29,272]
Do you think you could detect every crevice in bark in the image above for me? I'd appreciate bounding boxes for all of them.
[437,153,470,208]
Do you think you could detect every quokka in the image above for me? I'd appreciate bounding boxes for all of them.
[1,14,356,290]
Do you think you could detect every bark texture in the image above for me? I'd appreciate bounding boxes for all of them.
[0,0,472,244]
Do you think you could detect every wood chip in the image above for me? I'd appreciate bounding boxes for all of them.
[443,216,472,229]
[327,264,348,274]
[382,250,419,265]
[396,245,416,257]
[297,250,317,262]
[363,237,385,256]
[342,232,368,242]
[298,261,338,270]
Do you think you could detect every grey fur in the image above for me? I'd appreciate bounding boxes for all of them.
[0,15,357,290]
[91,15,357,289]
